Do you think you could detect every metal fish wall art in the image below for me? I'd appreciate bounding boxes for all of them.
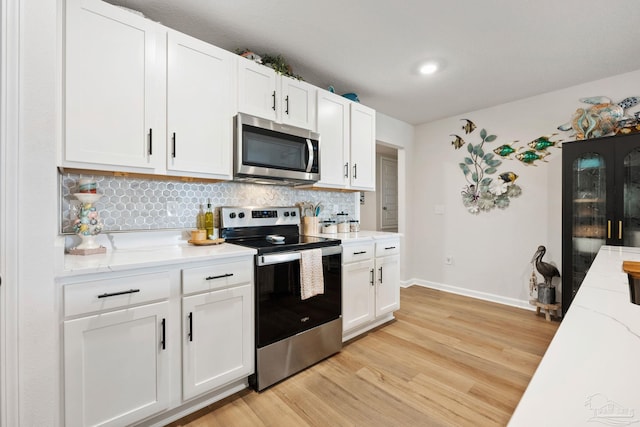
[450,134,465,149]
[498,172,518,183]
[493,143,518,158]
[516,150,550,166]
[528,134,562,151]
[461,119,476,134]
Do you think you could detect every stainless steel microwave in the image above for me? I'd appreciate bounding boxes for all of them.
[233,113,320,185]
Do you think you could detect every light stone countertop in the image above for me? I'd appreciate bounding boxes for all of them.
[57,231,257,277]
[58,230,399,277]
[509,245,640,426]
[307,230,401,243]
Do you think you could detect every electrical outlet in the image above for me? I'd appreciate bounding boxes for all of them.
[445,255,453,265]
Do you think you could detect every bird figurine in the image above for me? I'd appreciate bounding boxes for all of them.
[531,245,560,287]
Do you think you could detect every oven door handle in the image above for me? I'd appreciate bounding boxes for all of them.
[258,245,341,266]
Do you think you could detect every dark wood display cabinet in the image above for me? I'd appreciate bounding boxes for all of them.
[562,132,640,315]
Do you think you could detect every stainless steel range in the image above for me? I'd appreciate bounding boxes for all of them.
[220,206,342,391]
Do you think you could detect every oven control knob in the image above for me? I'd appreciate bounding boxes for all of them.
[238,212,245,219]
[229,212,236,219]
[290,211,297,217]
[284,211,290,217]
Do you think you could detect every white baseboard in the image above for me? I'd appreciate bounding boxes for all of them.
[401,279,535,311]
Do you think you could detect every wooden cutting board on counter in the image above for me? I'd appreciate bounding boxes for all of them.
[188,238,225,246]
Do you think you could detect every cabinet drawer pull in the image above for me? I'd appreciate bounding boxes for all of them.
[172,132,176,158]
[148,128,153,155]
[353,251,367,255]
[384,246,396,250]
[97,288,140,299]
[344,162,349,178]
[161,318,166,350]
[619,220,623,240]
[370,268,374,286]
[205,273,234,281]
[272,91,276,111]
[353,163,358,179]
[285,95,290,114]
[188,312,193,342]
[378,266,383,284]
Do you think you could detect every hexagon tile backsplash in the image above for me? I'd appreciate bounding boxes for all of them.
[60,173,357,234]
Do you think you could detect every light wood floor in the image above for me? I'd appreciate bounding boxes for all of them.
[169,286,559,427]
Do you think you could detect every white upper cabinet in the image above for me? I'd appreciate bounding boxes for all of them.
[316,90,350,188]
[237,57,278,122]
[349,103,376,190]
[237,57,316,131]
[279,76,317,130]
[64,0,165,172]
[315,90,376,191]
[166,30,235,179]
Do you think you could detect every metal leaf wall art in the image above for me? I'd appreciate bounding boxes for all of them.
[452,119,562,214]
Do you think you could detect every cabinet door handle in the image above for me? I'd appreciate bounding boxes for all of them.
[370,268,374,286]
[378,266,383,284]
[285,95,290,114]
[172,132,176,158]
[344,162,349,178]
[272,91,276,111]
[205,273,234,281]
[161,318,166,350]
[188,312,193,342]
[619,220,623,240]
[353,163,358,179]
[353,251,367,255]
[385,246,396,250]
[608,220,612,239]
[97,288,140,299]
[148,128,153,155]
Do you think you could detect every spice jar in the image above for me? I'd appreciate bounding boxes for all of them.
[349,220,360,232]
[336,212,350,233]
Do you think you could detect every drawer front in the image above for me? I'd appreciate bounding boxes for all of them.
[342,242,375,264]
[182,259,253,295]
[64,271,171,317]
[375,239,400,257]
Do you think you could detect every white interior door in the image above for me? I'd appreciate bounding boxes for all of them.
[379,156,398,230]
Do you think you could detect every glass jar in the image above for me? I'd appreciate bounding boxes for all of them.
[349,220,360,232]
[336,212,350,233]
[322,220,337,234]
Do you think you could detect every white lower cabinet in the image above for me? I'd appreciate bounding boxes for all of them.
[342,258,376,331]
[182,284,253,400]
[375,253,400,316]
[64,300,170,427]
[180,258,254,401]
[61,254,255,427]
[341,237,400,341]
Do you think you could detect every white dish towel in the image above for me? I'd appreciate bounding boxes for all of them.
[300,248,324,300]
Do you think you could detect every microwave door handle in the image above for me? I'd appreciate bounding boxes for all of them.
[305,139,314,173]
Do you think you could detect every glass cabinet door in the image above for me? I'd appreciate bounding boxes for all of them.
[570,153,607,298]
[623,147,640,247]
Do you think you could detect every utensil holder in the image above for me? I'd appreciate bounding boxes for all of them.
[302,216,318,236]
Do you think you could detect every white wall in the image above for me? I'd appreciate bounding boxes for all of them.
[408,69,640,307]
[375,112,414,280]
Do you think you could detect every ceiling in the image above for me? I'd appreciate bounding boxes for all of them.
[105,0,640,125]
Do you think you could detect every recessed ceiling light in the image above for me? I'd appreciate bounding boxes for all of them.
[419,62,439,75]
